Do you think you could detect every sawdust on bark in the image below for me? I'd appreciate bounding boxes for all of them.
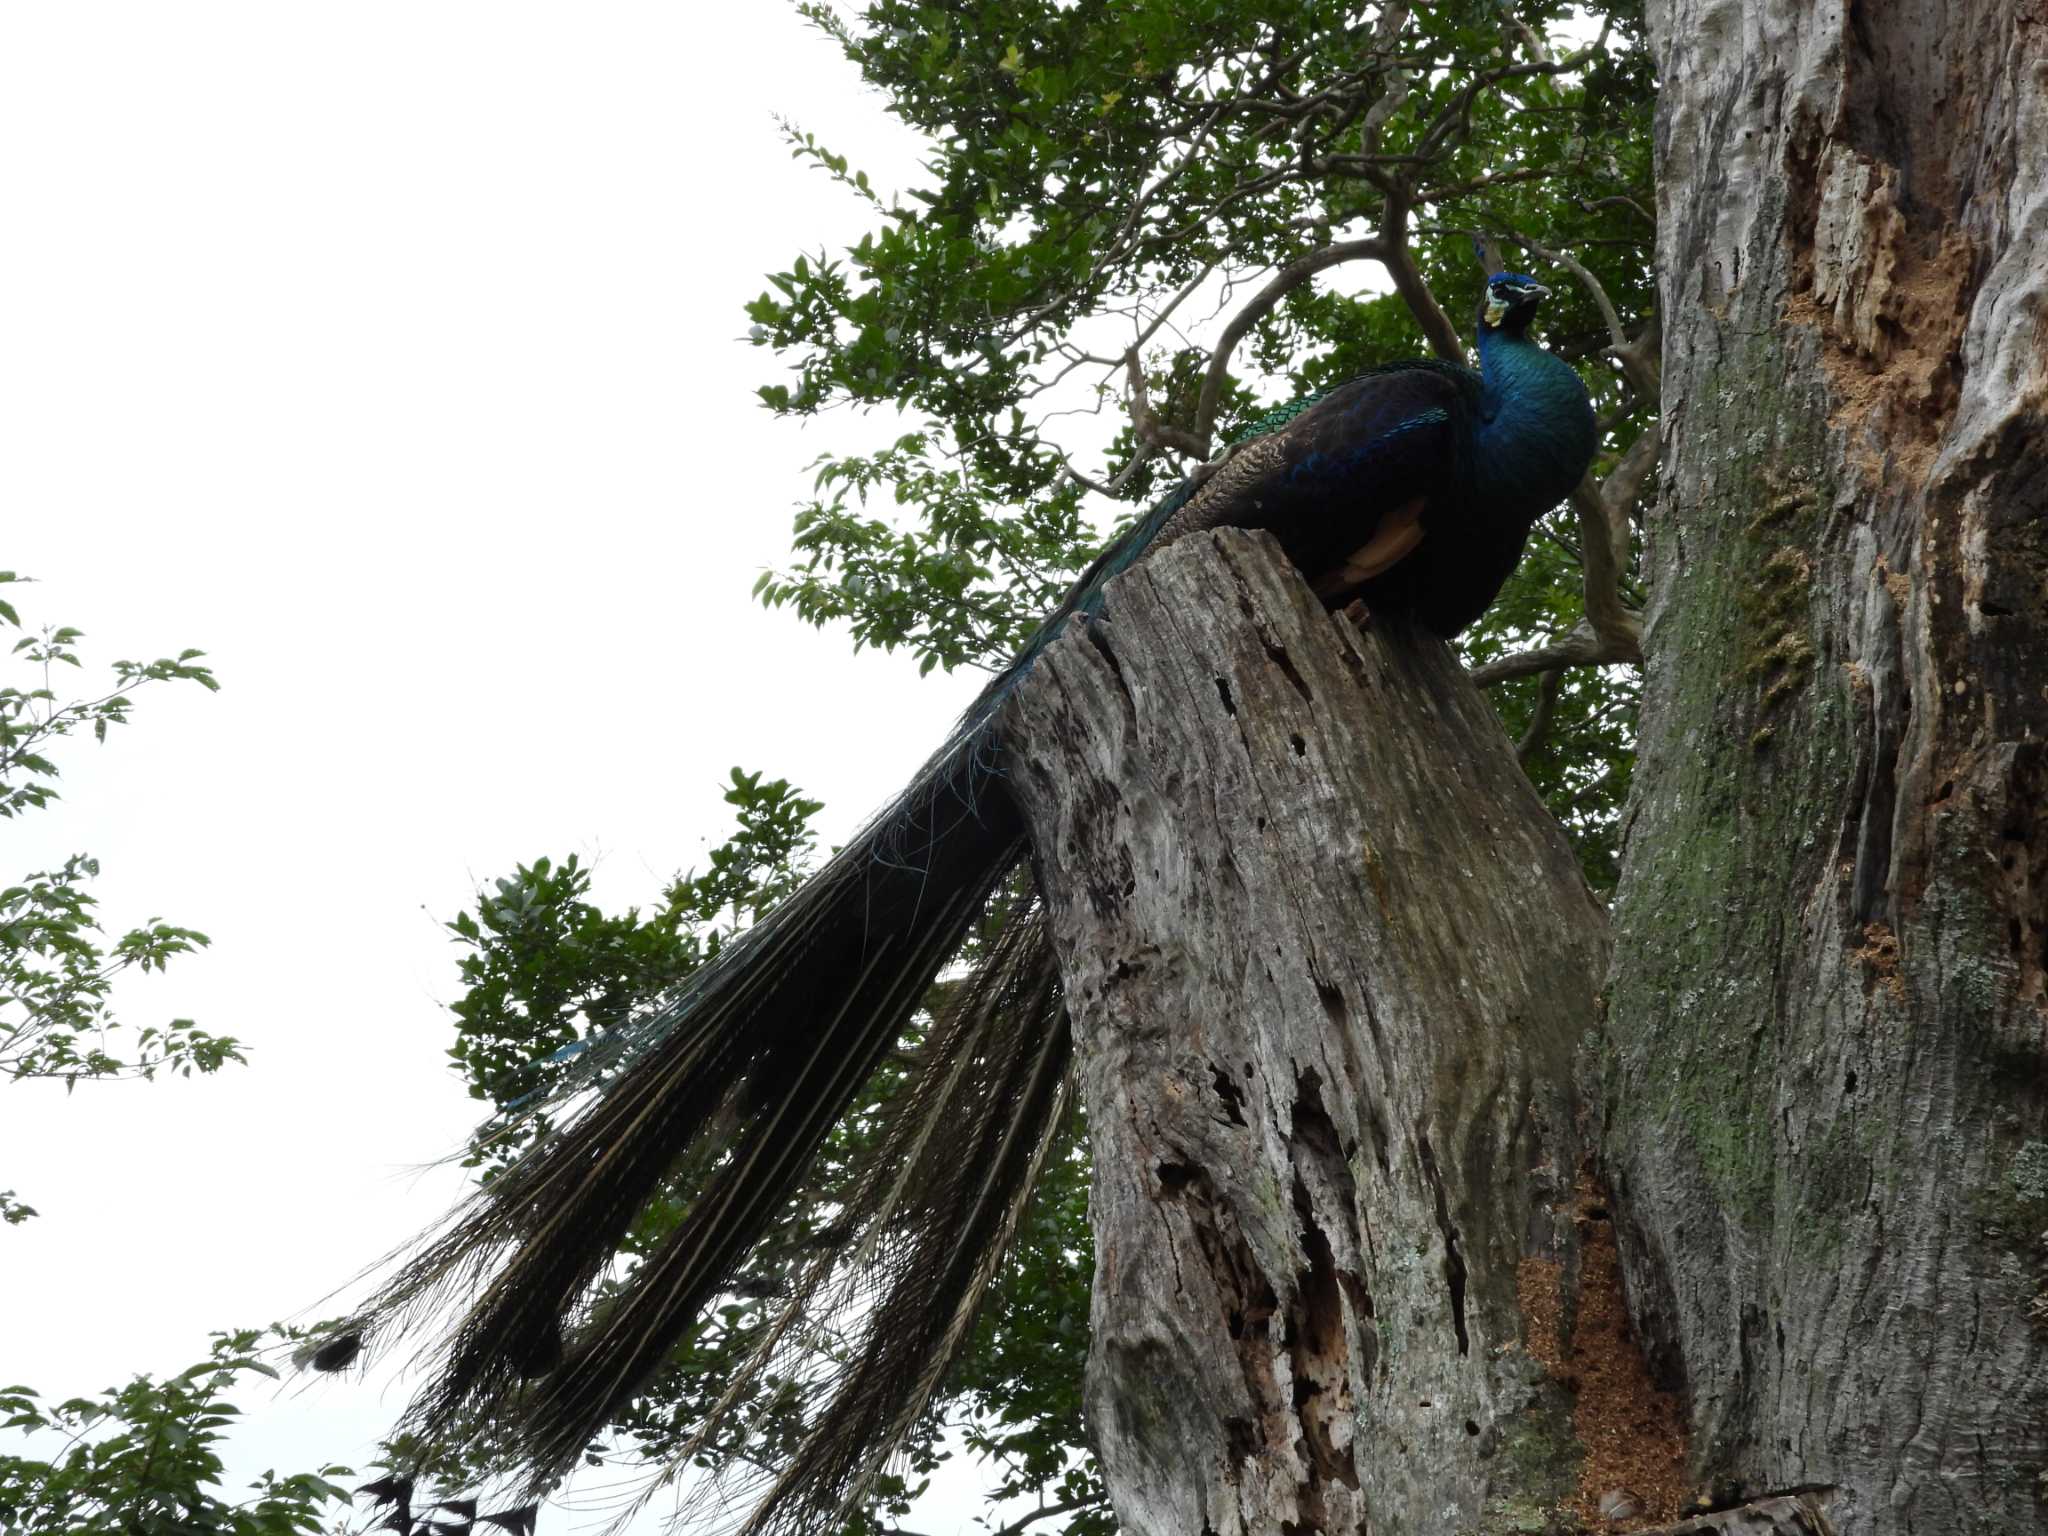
[1519,1182,1689,1528]
[1782,141,1977,487]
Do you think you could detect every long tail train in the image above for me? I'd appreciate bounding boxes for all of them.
[328,486,1187,1528]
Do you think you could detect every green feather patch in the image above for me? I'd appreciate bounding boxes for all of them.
[1231,391,1328,445]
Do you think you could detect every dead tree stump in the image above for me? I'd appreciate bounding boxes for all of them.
[1001,529,1611,1534]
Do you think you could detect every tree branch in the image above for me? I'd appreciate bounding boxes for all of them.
[1378,183,1465,361]
[1190,237,1389,444]
[1570,478,1642,663]
[1408,43,1606,166]
[1546,427,1658,677]
[1596,426,1659,558]
[1516,666,1566,762]
[1469,617,1640,684]
[1126,350,1207,461]
[989,1493,1095,1536]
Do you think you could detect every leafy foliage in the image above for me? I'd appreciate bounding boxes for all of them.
[0,575,361,1535]
[0,572,231,1089]
[750,0,1656,884]
[0,1331,352,1536]
[755,436,1095,675]
[1,573,238,1185]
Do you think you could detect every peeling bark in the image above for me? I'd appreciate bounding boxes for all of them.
[1609,1,2048,1531]
[1003,531,1609,1534]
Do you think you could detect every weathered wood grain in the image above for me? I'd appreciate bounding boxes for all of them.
[1002,529,1609,1534]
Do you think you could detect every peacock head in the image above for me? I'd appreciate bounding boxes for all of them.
[1479,271,1550,335]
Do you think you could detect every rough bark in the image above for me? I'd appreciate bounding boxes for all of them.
[1609,1,2048,1531]
[1003,530,1610,1534]
[1636,1494,1838,1536]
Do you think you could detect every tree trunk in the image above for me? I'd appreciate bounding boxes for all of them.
[1607,2,2048,1531]
[1002,530,1610,1534]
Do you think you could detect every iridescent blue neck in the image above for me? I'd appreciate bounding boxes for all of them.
[1472,325,1597,509]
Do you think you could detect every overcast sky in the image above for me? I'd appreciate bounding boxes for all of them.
[0,5,1016,1529]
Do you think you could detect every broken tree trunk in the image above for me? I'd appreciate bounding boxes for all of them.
[1607,1,2048,1530]
[1002,529,1610,1534]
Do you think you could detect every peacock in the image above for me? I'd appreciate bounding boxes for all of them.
[326,269,1597,1534]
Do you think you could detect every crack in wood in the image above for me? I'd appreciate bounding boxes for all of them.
[1287,1071,1366,1497]
[1209,1062,1249,1127]
[1415,1128,1471,1356]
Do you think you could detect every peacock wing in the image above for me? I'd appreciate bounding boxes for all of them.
[1157,363,1476,598]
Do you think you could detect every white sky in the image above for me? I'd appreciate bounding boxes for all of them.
[0,5,1013,1530]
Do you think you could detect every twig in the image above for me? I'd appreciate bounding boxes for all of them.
[1516,666,1566,762]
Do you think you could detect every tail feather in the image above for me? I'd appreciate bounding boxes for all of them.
[646,898,1074,1536]
[738,918,1072,1536]
[512,875,1004,1480]
[354,725,1030,1481]
[343,480,1195,1521]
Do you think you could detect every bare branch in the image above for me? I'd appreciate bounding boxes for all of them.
[1378,184,1465,361]
[1054,440,1158,501]
[1516,666,1566,762]
[1502,14,1553,64]
[1579,193,1655,225]
[1614,308,1663,402]
[1520,236,1611,328]
[1357,4,1413,151]
[1597,427,1659,556]
[987,1494,1096,1536]
[1570,476,1643,664]
[1502,9,1609,69]
[1424,164,1559,200]
[1469,617,1640,685]
[1534,422,1658,674]
[1139,258,1233,353]
[1190,237,1389,443]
